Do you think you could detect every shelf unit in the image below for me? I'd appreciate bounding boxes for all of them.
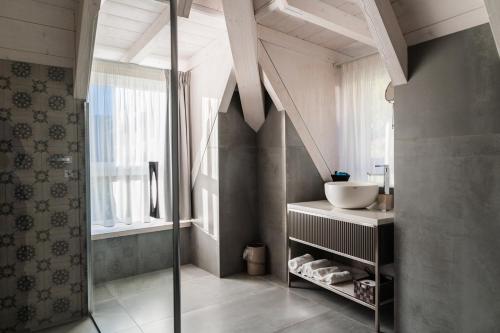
[287,201,394,332]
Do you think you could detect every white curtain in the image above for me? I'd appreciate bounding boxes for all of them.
[336,54,394,186]
[89,61,168,227]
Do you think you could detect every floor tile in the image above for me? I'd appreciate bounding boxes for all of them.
[180,264,212,280]
[117,286,174,326]
[277,310,373,333]
[93,299,138,333]
[141,286,330,333]
[94,283,115,304]
[119,272,276,326]
[38,318,99,333]
[115,326,144,333]
[85,264,394,333]
[106,269,173,299]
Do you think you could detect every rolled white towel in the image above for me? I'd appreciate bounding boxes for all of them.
[301,259,332,277]
[311,266,340,281]
[338,266,369,280]
[323,271,352,285]
[288,254,314,273]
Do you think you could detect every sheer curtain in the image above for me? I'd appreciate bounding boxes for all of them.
[89,61,168,227]
[336,54,394,186]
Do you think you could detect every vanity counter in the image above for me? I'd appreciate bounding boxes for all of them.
[287,200,394,227]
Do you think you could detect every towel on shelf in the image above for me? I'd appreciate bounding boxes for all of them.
[338,266,370,280]
[322,271,353,285]
[311,266,340,281]
[301,259,333,277]
[288,254,314,273]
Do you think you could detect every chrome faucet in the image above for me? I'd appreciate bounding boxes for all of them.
[367,164,390,195]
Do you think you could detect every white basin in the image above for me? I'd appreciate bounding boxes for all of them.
[324,181,378,209]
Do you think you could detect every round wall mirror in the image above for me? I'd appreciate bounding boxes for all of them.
[385,82,395,104]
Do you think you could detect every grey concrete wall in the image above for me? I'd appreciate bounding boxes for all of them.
[93,229,191,283]
[395,24,500,332]
[257,106,287,281]
[256,106,325,282]
[218,93,259,277]
[190,224,219,276]
[285,115,325,205]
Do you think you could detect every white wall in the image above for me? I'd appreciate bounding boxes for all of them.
[189,39,233,187]
[259,40,339,181]
[0,0,76,68]
[188,39,233,275]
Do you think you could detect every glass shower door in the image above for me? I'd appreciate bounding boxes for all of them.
[87,0,180,332]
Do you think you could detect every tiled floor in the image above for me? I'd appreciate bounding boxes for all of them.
[41,265,393,333]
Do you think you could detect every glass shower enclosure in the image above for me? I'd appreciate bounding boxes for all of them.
[86,0,181,332]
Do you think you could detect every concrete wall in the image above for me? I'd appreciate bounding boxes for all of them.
[257,105,286,281]
[218,93,258,276]
[395,24,500,332]
[257,105,325,282]
[190,92,258,277]
[285,116,325,205]
[93,229,191,284]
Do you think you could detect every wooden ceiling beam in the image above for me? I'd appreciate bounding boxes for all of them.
[257,24,352,64]
[178,0,193,18]
[74,0,100,99]
[359,0,407,85]
[281,0,376,47]
[121,7,170,64]
[221,0,265,132]
[255,0,283,23]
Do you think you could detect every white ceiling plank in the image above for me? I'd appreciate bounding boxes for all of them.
[0,0,75,30]
[281,0,376,46]
[139,54,190,71]
[185,37,230,71]
[100,1,158,22]
[257,24,352,63]
[0,17,74,60]
[0,47,73,68]
[111,0,165,12]
[121,8,170,64]
[98,13,151,33]
[34,0,77,10]
[94,45,125,61]
[222,0,265,132]
[178,0,194,18]
[404,5,488,46]
[74,0,100,99]
[359,0,407,85]
[188,4,226,30]
[483,0,500,56]
[254,0,283,23]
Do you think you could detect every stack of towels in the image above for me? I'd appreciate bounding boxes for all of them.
[288,254,367,285]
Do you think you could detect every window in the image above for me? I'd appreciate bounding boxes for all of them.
[88,61,169,227]
[336,54,394,186]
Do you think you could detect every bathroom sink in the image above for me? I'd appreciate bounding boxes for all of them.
[324,181,378,209]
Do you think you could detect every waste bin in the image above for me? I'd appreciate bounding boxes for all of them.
[243,242,266,275]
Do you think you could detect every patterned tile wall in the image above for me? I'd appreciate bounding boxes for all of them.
[0,60,87,332]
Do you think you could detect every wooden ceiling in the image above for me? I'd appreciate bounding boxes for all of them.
[92,0,490,71]
[93,0,226,71]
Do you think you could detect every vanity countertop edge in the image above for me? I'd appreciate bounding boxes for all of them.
[287,200,394,227]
